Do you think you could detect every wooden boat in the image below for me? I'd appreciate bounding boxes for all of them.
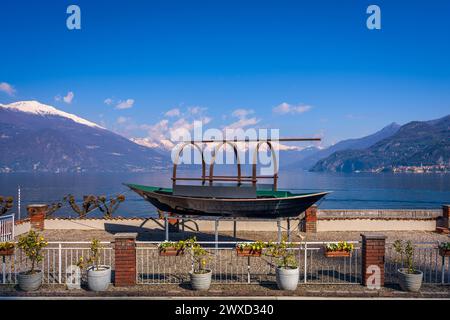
[126,183,328,218]
[127,137,330,219]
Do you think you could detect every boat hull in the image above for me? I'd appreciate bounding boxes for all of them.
[127,184,328,218]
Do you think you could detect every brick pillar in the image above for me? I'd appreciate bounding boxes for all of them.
[443,205,449,229]
[361,234,386,288]
[114,233,137,287]
[27,204,48,231]
[302,205,317,233]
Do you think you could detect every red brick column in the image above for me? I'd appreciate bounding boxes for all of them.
[114,233,137,287]
[361,234,386,288]
[443,205,449,228]
[27,204,48,231]
[302,205,317,233]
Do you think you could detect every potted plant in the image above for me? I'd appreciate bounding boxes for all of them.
[265,239,299,290]
[17,231,48,291]
[0,241,15,256]
[186,237,212,290]
[77,239,111,291]
[236,241,265,257]
[393,240,423,292]
[158,240,187,256]
[324,241,354,258]
[438,242,450,257]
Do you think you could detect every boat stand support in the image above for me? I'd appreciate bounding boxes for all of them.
[277,219,281,242]
[165,216,169,241]
[214,219,219,249]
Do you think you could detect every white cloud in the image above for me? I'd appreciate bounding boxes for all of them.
[165,108,181,117]
[116,116,130,124]
[232,109,254,118]
[273,102,312,115]
[104,98,113,105]
[0,82,16,96]
[54,95,61,102]
[63,91,74,104]
[224,108,259,130]
[116,99,135,110]
[188,106,207,115]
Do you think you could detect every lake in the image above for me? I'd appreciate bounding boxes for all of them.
[0,171,449,219]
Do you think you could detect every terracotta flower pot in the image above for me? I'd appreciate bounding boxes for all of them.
[236,247,262,257]
[0,248,14,256]
[324,250,351,258]
[158,247,185,256]
[439,248,450,257]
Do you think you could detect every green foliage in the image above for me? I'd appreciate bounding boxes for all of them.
[0,242,15,250]
[265,238,298,269]
[0,196,14,216]
[326,241,354,252]
[97,194,125,219]
[439,242,450,250]
[393,239,416,274]
[77,239,103,271]
[236,241,266,252]
[185,237,211,274]
[158,239,188,252]
[17,231,48,274]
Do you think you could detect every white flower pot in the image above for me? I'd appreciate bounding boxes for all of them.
[398,268,423,292]
[18,270,43,291]
[276,267,299,290]
[87,265,111,292]
[189,269,212,290]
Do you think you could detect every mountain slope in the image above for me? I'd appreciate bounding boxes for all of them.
[285,122,401,169]
[311,115,450,172]
[0,101,169,172]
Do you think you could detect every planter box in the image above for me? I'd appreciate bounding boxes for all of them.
[0,248,14,256]
[324,250,351,258]
[236,248,262,257]
[439,248,450,257]
[158,247,185,256]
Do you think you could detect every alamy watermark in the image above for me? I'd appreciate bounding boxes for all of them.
[169,121,280,176]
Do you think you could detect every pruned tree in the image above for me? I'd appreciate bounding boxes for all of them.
[97,194,125,219]
[45,202,63,218]
[64,194,98,218]
[0,196,14,216]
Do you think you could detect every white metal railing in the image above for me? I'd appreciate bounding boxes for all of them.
[0,241,113,285]
[385,242,450,285]
[0,214,14,242]
[136,241,361,285]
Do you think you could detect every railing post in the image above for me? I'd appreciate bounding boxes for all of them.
[361,234,386,288]
[58,243,62,284]
[303,242,307,283]
[114,233,138,287]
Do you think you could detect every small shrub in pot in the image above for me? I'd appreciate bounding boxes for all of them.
[17,231,48,291]
[393,240,423,292]
[77,239,111,292]
[266,239,299,290]
[186,237,212,290]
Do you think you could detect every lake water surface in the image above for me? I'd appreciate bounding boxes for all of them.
[0,171,449,218]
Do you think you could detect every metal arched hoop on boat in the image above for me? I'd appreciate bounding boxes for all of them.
[252,141,278,191]
[209,141,242,186]
[172,142,206,188]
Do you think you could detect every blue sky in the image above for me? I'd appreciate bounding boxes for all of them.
[1,0,449,146]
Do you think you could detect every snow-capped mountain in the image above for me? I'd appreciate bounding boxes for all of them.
[1,101,105,129]
[0,101,170,173]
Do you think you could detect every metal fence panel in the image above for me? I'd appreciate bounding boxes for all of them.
[385,242,450,285]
